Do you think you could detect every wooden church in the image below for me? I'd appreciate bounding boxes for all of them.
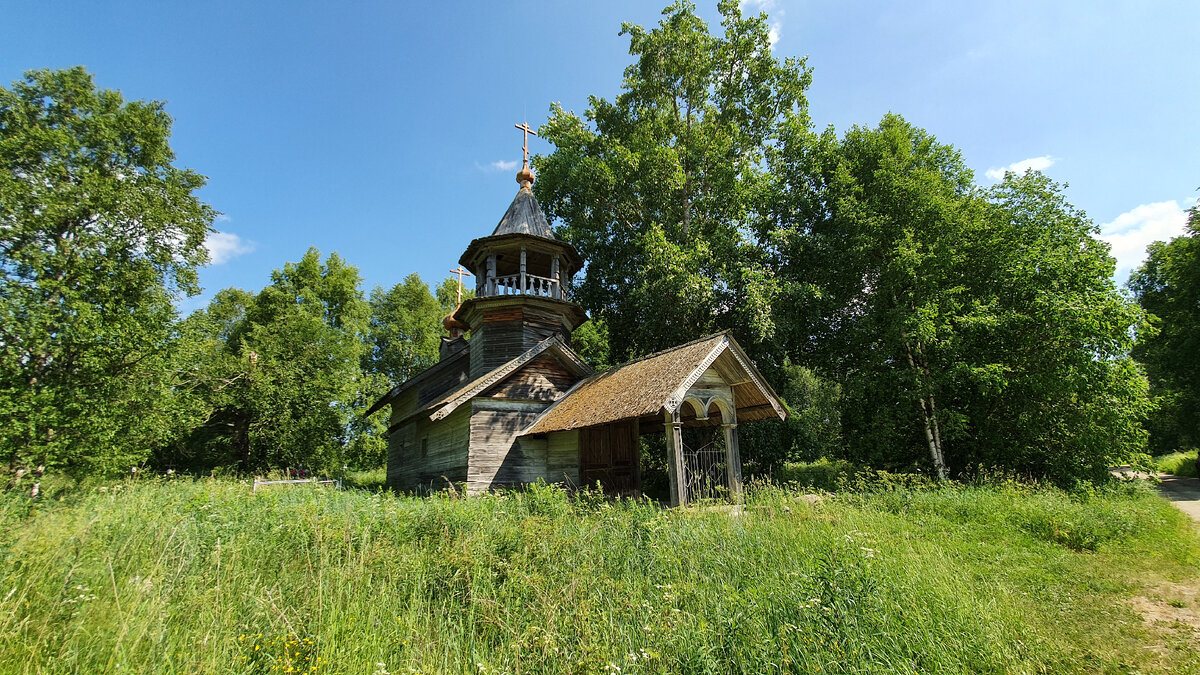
[366,128,786,506]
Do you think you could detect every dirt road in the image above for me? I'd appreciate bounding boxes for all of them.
[1156,473,1200,522]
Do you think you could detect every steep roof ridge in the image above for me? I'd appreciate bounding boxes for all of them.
[426,333,591,422]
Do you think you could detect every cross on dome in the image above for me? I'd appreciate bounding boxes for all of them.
[514,122,537,187]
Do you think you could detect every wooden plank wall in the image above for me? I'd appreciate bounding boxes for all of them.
[386,405,471,492]
[470,306,569,378]
[547,430,580,485]
[416,357,470,407]
[579,420,640,495]
[486,354,577,401]
[466,399,550,494]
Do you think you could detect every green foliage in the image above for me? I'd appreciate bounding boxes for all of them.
[1130,202,1200,454]
[774,457,858,492]
[0,67,214,476]
[162,249,370,472]
[570,316,613,370]
[740,363,843,472]
[0,478,1196,673]
[1155,450,1198,478]
[366,273,445,385]
[768,114,1149,483]
[535,0,811,362]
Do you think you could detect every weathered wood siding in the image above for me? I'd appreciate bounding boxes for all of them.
[547,430,580,485]
[382,350,471,421]
[386,405,470,492]
[578,420,640,495]
[466,399,551,494]
[416,356,471,408]
[470,305,571,379]
[485,354,577,401]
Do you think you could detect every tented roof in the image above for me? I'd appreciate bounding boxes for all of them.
[493,185,554,238]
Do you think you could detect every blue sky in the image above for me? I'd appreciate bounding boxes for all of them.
[3,1,1197,310]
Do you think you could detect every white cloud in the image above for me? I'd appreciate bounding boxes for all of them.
[205,230,255,265]
[1099,200,1191,282]
[490,159,519,172]
[739,0,781,46]
[984,155,1057,181]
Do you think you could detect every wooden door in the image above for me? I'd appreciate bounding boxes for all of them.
[579,420,640,496]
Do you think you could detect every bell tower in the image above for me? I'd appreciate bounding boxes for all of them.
[452,123,587,378]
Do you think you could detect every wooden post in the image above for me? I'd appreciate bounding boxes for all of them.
[520,247,527,295]
[551,255,561,299]
[665,409,687,507]
[723,423,742,502]
[486,255,496,295]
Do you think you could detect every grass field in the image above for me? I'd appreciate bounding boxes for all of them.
[0,476,1197,674]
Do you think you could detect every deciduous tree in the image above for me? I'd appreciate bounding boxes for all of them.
[0,67,214,475]
[1130,201,1200,455]
[167,249,370,472]
[535,0,811,363]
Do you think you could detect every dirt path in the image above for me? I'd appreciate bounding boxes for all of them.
[1156,473,1200,522]
[1112,467,1200,523]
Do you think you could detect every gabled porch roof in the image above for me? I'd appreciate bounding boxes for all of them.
[520,331,786,436]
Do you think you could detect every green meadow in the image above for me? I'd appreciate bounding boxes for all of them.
[0,477,1197,674]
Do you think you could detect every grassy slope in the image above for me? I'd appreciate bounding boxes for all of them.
[0,478,1196,674]
[1157,450,1199,478]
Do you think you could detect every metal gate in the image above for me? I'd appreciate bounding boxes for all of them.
[681,428,728,503]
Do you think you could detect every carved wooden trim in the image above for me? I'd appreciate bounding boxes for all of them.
[665,339,727,414]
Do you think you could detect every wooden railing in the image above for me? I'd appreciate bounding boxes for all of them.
[487,273,566,299]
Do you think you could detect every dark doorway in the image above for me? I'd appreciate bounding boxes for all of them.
[579,420,641,496]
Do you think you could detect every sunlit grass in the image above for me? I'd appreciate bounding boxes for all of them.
[1156,449,1198,478]
[0,476,1196,673]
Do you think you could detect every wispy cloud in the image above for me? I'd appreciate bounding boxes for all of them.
[1099,199,1192,282]
[205,230,255,265]
[984,155,1056,181]
[488,159,519,172]
[740,0,781,46]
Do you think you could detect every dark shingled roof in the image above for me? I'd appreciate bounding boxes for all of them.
[493,186,555,239]
[520,332,786,436]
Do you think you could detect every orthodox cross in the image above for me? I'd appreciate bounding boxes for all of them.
[449,265,474,306]
[514,122,537,167]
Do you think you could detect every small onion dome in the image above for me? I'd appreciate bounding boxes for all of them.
[442,312,469,337]
[516,164,534,188]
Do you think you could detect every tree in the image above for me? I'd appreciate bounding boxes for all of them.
[535,0,811,364]
[1130,201,1200,455]
[367,273,446,385]
[768,114,1149,482]
[164,249,370,472]
[0,67,214,475]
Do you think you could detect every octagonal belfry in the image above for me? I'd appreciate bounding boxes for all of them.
[454,168,587,378]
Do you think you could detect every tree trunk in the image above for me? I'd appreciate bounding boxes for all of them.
[905,341,947,480]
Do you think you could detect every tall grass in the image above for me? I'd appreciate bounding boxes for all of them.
[1156,450,1198,478]
[0,477,1196,673]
